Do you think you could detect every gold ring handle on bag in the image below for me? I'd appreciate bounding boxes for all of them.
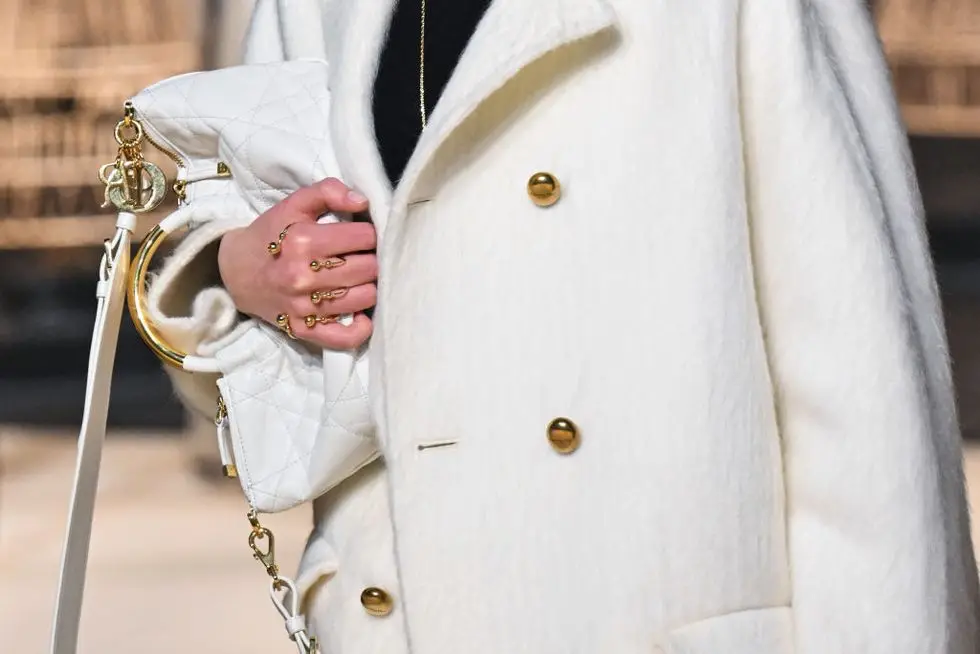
[127,224,187,369]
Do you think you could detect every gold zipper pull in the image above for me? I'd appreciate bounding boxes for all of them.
[99,102,168,213]
[215,392,237,478]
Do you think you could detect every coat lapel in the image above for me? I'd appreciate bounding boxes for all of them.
[393,0,618,211]
[328,0,618,238]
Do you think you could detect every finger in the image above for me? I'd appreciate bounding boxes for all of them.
[272,253,377,294]
[301,221,378,258]
[297,313,374,350]
[305,253,378,289]
[277,178,369,222]
[276,222,376,265]
[292,283,377,316]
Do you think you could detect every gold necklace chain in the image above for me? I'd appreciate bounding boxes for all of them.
[419,0,427,128]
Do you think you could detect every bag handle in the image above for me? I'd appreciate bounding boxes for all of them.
[50,212,136,654]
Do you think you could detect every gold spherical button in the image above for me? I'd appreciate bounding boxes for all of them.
[547,417,580,454]
[360,587,394,617]
[527,172,561,207]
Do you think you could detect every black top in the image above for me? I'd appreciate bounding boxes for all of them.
[373,0,492,185]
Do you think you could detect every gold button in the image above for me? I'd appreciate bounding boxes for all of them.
[547,417,580,454]
[360,587,394,617]
[527,172,561,207]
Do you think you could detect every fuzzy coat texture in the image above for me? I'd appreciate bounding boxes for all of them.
[150,0,980,651]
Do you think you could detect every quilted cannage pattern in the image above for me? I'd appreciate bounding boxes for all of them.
[134,61,375,513]
[135,60,340,214]
[214,324,375,513]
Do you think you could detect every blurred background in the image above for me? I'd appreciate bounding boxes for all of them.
[1,0,979,652]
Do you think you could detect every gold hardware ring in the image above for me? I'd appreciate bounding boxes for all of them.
[275,313,297,339]
[310,288,348,305]
[309,256,346,272]
[114,116,144,146]
[128,225,187,368]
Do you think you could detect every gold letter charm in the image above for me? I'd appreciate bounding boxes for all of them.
[102,160,166,213]
[99,105,168,213]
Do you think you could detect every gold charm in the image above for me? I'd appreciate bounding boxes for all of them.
[101,160,167,213]
[99,103,168,213]
[98,162,121,209]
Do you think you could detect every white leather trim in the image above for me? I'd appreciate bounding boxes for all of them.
[183,354,222,374]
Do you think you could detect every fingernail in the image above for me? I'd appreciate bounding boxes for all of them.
[347,190,368,204]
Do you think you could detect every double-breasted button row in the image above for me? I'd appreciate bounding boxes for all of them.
[360,420,576,614]
[360,420,577,615]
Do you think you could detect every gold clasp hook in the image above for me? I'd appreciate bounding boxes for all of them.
[247,510,281,585]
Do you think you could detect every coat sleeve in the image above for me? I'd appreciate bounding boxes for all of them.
[738,1,980,651]
[241,0,330,63]
[241,0,287,63]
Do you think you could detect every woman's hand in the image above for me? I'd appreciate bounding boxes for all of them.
[217,178,377,349]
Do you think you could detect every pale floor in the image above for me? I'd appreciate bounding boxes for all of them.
[2,427,980,654]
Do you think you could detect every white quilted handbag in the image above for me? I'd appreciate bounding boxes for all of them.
[51,60,377,654]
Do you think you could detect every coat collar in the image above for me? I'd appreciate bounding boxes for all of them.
[328,0,619,238]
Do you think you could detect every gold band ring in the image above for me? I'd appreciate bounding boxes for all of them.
[275,313,297,339]
[267,223,297,257]
[309,256,346,272]
[310,288,348,305]
[304,314,340,328]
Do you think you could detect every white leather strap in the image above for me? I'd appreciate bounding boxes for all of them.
[270,577,318,654]
[50,214,135,654]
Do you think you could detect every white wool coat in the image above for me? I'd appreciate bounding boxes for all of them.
[153,0,980,651]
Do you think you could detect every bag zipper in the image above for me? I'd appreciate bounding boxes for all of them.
[215,391,238,478]
[130,101,186,168]
[173,162,232,203]
[123,101,231,205]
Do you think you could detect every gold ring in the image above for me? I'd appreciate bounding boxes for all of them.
[267,223,296,257]
[309,256,346,272]
[310,288,348,305]
[275,313,297,339]
[304,314,340,328]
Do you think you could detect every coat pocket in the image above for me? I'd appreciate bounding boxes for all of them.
[653,607,794,654]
